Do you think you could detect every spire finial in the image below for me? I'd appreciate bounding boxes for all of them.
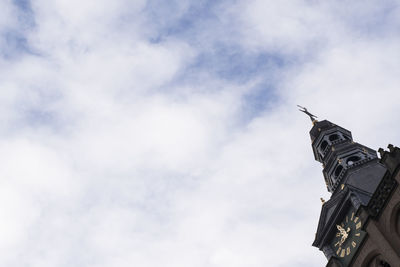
[297,105,318,125]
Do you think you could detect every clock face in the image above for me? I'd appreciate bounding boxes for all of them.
[330,209,365,261]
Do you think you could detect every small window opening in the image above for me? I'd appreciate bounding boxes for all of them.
[329,134,339,141]
[334,165,343,177]
[320,140,328,151]
[380,260,391,267]
[346,156,361,166]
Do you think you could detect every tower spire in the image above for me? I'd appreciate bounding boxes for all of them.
[306,117,381,194]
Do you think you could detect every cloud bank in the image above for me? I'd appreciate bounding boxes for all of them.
[1,0,400,266]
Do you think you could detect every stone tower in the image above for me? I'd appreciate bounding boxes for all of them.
[305,115,400,266]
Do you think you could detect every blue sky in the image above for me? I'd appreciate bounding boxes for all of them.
[1,0,400,266]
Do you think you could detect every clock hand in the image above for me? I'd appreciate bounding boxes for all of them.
[340,236,345,245]
[337,225,347,237]
[336,225,344,245]
[336,224,350,246]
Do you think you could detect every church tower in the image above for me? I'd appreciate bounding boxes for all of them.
[300,107,400,267]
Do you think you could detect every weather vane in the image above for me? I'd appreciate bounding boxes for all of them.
[297,105,318,123]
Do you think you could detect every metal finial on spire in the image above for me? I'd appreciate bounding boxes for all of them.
[297,105,318,124]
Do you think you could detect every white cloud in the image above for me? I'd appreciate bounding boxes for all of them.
[0,1,15,29]
[229,0,335,54]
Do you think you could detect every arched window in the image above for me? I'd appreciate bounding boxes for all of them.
[395,207,400,237]
[366,255,391,267]
[388,202,400,250]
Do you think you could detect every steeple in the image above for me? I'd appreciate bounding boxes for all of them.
[302,109,400,267]
[298,107,386,196]
[309,119,379,193]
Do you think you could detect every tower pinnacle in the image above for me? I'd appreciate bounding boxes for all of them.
[307,118,380,194]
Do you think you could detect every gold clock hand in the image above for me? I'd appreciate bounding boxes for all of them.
[340,236,345,245]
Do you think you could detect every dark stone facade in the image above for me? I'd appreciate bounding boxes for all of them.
[346,146,400,267]
[308,119,400,267]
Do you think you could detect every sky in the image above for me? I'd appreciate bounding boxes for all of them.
[0,0,400,266]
